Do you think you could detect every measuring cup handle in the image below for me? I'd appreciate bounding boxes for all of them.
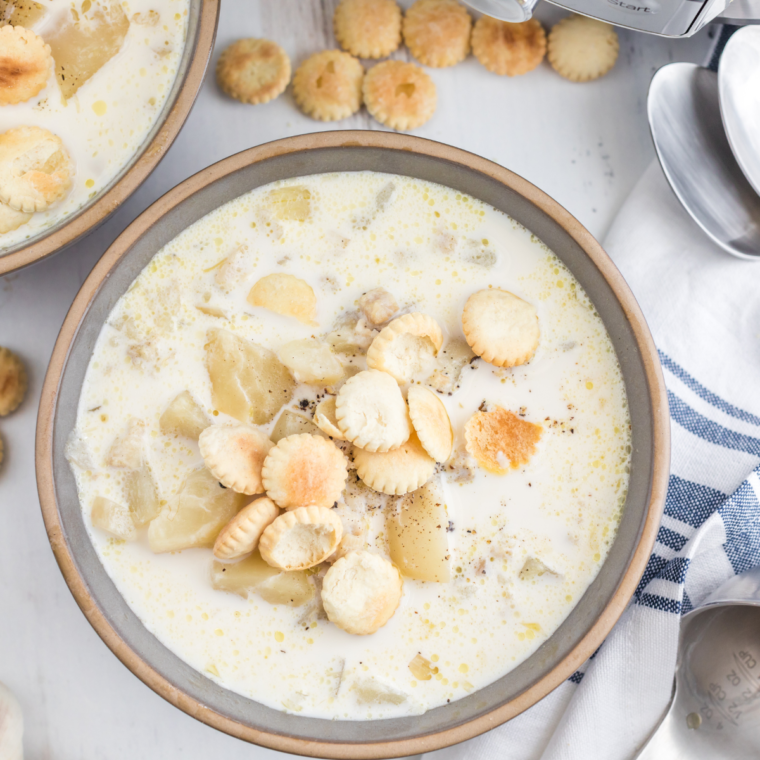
[630,680,679,760]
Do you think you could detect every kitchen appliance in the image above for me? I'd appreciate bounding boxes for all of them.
[464,0,759,38]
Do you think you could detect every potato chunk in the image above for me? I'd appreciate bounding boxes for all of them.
[124,466,160,527]
[353,678,408,706]
[267,185,311,221]
[257,571,314,606]
[46,1,130,100]
[387,479,450,582]
[247,273,317,325]
[210,551,314,606]
[105,418,145,469]
[205,328,295,425]
[148,467,245,553]
[159,390,208,440]
[210,551,278,596]
[91,495,136,541]
[270,409,325,443]
[0,0,46,27]
[278,339,344,385]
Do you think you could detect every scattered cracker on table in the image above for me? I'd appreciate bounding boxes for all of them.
[0,126,74,213]
[334,0,402,59]
[0,201,31,234]
[354,432,436,495]
[363,60,436,131]
[462,287,539,368]
[547,15,619,82]
[292,50,364,121]
[403,0,472,68]
[216,38,291,105]
[0,347,27,417]
[472,17,546,77]
[322,550,403,635]
[464,404,542,474]
[0,25,52,106]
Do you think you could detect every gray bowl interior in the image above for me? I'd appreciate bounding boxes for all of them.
[0,0,205,263]
[51,146,653,747]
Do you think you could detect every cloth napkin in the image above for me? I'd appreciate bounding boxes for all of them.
[425,161,760,760]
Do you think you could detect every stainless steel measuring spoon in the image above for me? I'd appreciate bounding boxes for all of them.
[635,567,760,758]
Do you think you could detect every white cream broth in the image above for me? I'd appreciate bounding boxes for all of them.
[68,171,631,720]
[1,0,189,249]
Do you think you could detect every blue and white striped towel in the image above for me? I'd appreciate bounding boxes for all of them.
[426,160,760,760]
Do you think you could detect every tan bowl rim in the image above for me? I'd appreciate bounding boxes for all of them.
[36,130,670,758]
[0,0,219,276]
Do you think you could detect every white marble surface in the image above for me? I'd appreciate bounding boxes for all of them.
[0,3,714,758]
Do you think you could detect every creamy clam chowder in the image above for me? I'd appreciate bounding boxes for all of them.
[0,0,190,249]
[66,172,631,720]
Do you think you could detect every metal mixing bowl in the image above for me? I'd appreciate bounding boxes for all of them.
[0,0,219,275]
[36,131,670,758]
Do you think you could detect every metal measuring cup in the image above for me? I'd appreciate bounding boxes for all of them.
[636,566,760,758]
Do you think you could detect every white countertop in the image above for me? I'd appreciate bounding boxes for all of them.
[0,3,712,758]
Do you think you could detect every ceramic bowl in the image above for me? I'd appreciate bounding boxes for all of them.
[36,131,670,758]
[0,0,219,276]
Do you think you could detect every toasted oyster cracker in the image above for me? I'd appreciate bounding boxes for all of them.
[548,16,618,82]
[472,17,546,76]
[216,38,291,105]
[262,433,348,509]
[334,0,402,59]
[462,288,539,367]
[0,126,74,212]
[199,423,274,495]
[403,0,472,68]
[359,287,398,326]
[213,496,280,560]
[336,369,411,452]
[363,61,436,131]
[259,505,343,570]
[0,346,27,416]
[464,404,542,474]
[0,25,52,105]
[366,312,443,383]
[247,272,317,325]
[313,396,346,439]
[322,550,403,635]
[407,384,453,462]
[354,432,436,495]
[0,200,31,233]
[292,50,363,122]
